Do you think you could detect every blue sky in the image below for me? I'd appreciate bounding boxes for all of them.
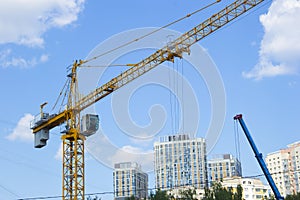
[1,0,300,199]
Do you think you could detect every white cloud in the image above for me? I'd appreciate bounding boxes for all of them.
[0,0,85,47]
[86,133,154,172]
[0,49,49,68]
[6,113,34,142]
[55,143,63,161]
[40,54,49,63]
[243,0,300,80]
[109,145,154,172]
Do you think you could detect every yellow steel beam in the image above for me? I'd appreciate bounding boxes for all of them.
[62,128,85,200]
[32,110,71,133]
[32,0,264,136]
[72,0,264,115]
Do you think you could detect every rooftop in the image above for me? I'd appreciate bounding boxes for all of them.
[114,162,141,170]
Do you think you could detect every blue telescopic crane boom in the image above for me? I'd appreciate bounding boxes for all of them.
[234,114,284,200]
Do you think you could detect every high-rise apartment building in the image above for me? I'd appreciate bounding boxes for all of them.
[208,154,242,186]
[113,162,148,200]
[154,134,208,190]
[265,141,300,197]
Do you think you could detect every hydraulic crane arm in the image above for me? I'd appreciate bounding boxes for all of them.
[234,114,284,200]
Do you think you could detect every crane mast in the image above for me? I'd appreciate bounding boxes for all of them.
[62,60,84,199]
[234,114,284,200]
[31,0,265,199]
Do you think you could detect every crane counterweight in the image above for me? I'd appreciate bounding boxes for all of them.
[80,114,99,136]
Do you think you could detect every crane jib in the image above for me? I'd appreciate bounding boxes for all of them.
[31,0,266,198]
[31,0,265,137]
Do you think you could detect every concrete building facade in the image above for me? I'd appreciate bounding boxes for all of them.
[207,154,242,186]
[222,177,271,200]
[154,134,208,190]
[113,162,148,200]
[265,141,300,197]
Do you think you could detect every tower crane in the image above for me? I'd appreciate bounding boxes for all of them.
[31,0,265,199]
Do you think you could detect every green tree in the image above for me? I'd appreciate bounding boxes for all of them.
[264,195,275,200]
[233,184,243,200]
[125,195,136,200]
[285,192,300,200]
[203,182,243,200]
[179,187,197,200]
[149,189,169,200]
[203,187,214,200]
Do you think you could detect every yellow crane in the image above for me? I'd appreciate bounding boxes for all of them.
[31,0,265,199]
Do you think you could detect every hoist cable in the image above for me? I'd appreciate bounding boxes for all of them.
[168,61,175,134]
[181,59,184,133]
[52,79,69,111]
[59,80,71,113]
